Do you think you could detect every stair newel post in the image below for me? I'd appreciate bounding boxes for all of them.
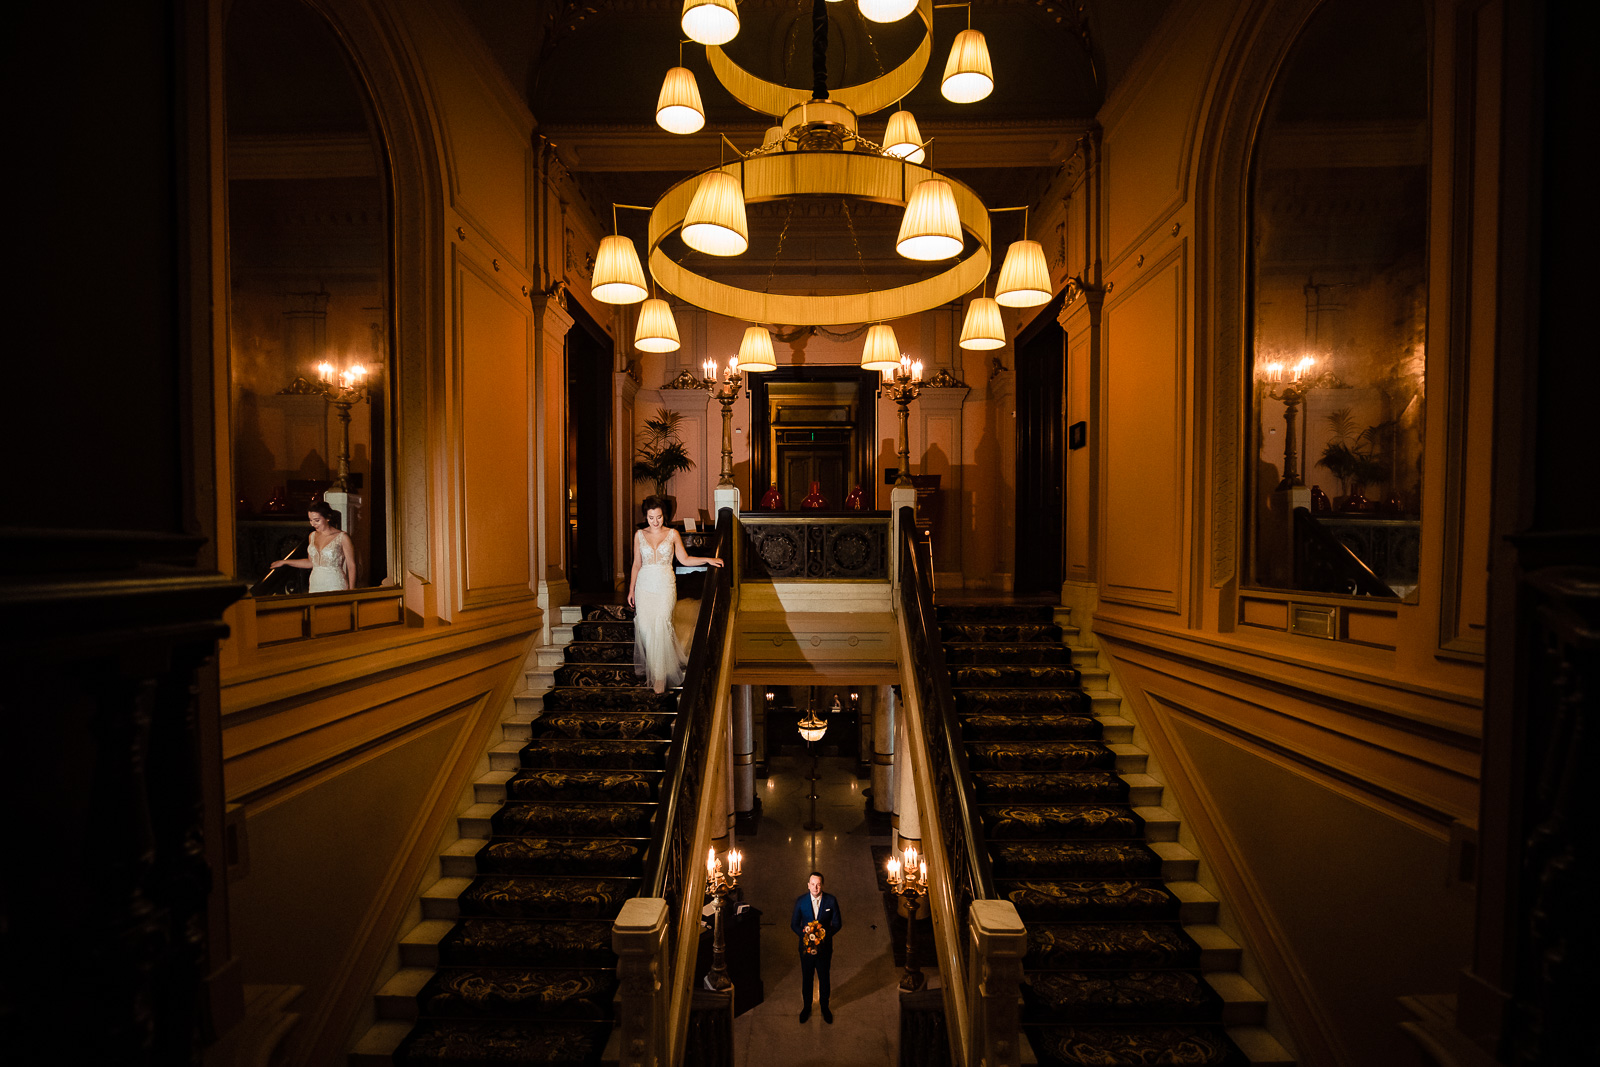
[966,900,1027,1067]
[614,897,671,1067]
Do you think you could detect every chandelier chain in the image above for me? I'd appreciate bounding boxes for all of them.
[839,197,872,286]
[764,199,797,294]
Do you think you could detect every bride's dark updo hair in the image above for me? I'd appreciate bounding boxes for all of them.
[640,495,672,520]
[309,500,343,529]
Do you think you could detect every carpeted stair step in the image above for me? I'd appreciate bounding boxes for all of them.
[991,841,1163,879]
[943,642,1076,665]
[394,1018,612,1065]
[490,801,655,837]
[409,967,617,1022]
[937,603,1057,622]
[551,663,645,688]
[504,768,659,802]
[578,604,634,621]
[540,687,669,713]
[472,836,646,876]
[961,711,1101,742]
[437,919,614,969]
[1025,1023,1247,1066]
[968,741,1116,772]
[1025,922,1202,971]
[527,710,674,741]
[456,875,638,920]
[1024,969,1225,1025]
[999,879,1181,922]
[516,738,668,769]
[939,621,1065,642]
[974,770,1129,803]
[983,803,1146,840]
[559,641,635,664]
[571,619,634,642]
[955,688,1093,716]
[951,663,1083,688]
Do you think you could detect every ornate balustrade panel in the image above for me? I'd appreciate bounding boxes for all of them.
[740,513,890,580]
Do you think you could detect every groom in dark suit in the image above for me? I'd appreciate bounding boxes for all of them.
[789,871,842,1023]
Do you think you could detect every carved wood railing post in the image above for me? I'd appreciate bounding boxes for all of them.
[614,897,670,1067]
[967,900,1027,1067]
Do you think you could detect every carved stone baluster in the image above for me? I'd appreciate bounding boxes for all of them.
[614,897,670,1067]
[967,900,1027,1067]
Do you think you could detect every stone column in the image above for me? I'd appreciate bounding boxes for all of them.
[532,294,574,642]
[732,685,756,823]
[872,684,896,814]
[892,690,920,853]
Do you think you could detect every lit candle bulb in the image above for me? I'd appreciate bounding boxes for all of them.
[729,849,742,877]
[352,364,367,379]
[318,361,334,383]
[727,356,739,377]
[887,857,900,885]
[882,367,894,383]
[912,359,923,382]
[703,358,716,380]
[1295,356,1314,381]
[919,859,927,884]
[905,845,917,870]
[707,847,716,876]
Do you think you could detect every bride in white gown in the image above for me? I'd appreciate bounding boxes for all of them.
[270,500,356,592]
[628,496,723,693]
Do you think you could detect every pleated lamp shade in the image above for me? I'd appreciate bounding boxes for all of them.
[656,66,706,134]
[896,178,963,261]
[858,0,918,23]
[995,239,1052,307]
[764,125,786,149]
[860,323,903,371]
[942,29,994,103]
[681,0,739,46]
[738,325,777,370]
[591,235,648,304]
[959,296,1006,350]
[682,170,749,256]
[882,110,925,164]
[634,298,681,353]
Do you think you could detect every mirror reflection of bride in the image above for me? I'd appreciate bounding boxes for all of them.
[269,500,355,592]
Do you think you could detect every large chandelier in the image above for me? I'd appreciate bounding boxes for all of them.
[596,0,1026,343]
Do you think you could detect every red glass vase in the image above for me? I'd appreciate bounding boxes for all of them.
[759,485,784,510]
[801,481,827,509]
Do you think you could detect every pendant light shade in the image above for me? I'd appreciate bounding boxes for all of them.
[959,296,1006,350]
[764,125,786,149]
[860,323,902,371]
[656,66,706,134]
[941,29,994,103]
[858,0,918,23]
[681,0,739,46]
[995,239,1052,307]
[682,170,750,256]
[896,178,964,261]
[882,110,925,164]
[737,325,777,370]
[591,235,648,304]
[633,298,681,353]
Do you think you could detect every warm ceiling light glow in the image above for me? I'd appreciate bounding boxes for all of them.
[737,325,777,370]
[860,323,903,371]
[682,170,749,256]
[764,125,786,149]
[634,298,681,352]
[858,0,918,22]
[942,29,993,103]
[896,177,963,261]
[959,296,1006,349]
[681,0,739,46]
[882,110,925,164]
[591,235,648,304]
[995,239,1051,306]
[656,66,706,134]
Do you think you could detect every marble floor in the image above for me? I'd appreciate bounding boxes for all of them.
[727,755,941,1067]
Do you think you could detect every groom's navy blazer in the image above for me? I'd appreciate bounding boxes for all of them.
[790,892,842,954]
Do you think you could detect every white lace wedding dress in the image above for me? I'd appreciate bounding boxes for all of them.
[633,530,687,693]
[307,534,349,593]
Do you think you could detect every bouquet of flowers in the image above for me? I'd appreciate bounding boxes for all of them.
[802,920,826,955]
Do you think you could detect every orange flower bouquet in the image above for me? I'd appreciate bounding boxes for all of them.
[802,920,825,955]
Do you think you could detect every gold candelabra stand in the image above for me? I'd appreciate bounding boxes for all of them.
[1261,356,1316,491]
[698,357,744,489]
[704,847,744,992]
[886,844,929,991]
[311,361,372,492]
[879,355,924,487]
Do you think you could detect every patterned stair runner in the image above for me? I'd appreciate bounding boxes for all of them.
[939,604,1247,1066]
[395,606,666,1066]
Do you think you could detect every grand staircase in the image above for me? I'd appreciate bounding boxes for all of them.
[366,605,669,1066]
[938,603,1288,1066]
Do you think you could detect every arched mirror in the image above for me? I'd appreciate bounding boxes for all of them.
[225,0,391,595]
[1247,0,1428,600]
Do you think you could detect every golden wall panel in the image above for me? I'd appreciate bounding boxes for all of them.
[1066,327,1093,581]
[1102,251,1186,610]
[430,78,531,271]
[456,259,532,607]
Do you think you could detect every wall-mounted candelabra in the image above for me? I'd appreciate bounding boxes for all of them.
[880,354,924,487]
[704,847,744,992]
[886,843,930,991]
[697,357,744,488]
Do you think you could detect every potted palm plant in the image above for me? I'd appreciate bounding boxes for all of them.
[632,408,695,513]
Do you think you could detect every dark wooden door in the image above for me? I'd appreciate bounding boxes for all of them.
[1014,307,1065,594]
[777,430,850,507]
[565,306,614,595]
